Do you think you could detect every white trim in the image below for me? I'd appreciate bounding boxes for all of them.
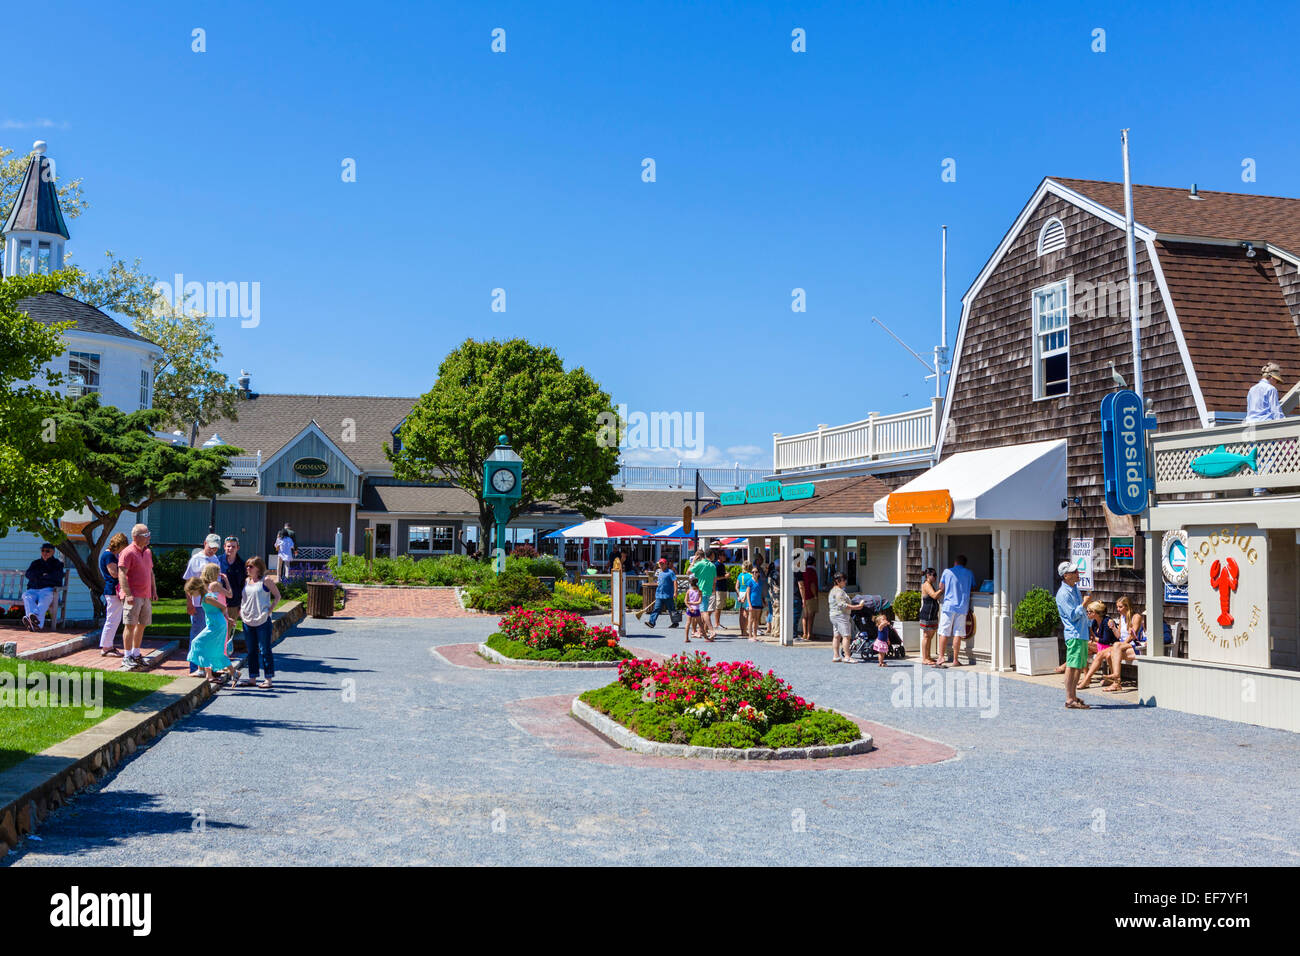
[59,327,164,358]
[258,420,363,478]
[1265,243,1300,271]
[1031,277,1072,400]
[693,513,910,536]
[1144,236,1210,426]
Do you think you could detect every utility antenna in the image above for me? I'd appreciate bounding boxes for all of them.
[871,316,940,384]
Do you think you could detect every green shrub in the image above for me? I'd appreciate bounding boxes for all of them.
[625,594,643,609]
[689,722,763,749]
[465,569,549,612]
[761,710,861,748]
[1014,587,1060,638]
[580,685,700,741]
[892,589,921,621]
[152,547,193,598]
[486,632,631,662]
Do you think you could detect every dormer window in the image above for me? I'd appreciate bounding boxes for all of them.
[1037,217,1067,256]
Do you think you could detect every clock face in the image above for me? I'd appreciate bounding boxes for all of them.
[491,468,516,493]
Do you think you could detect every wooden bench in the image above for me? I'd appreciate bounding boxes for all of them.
[1118,622,1181,684]
[0,567,71,630]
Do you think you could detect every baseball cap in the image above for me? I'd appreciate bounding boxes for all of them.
[205,533,222,548]
[1058,560,1075,577]
[1263,361,1285,382]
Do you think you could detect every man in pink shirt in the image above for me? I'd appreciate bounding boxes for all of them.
[117,523,159,670]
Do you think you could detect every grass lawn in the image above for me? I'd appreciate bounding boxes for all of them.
[0,657,175,774]
[142,596,298,637]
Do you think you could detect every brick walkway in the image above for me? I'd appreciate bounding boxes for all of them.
[56,638,188,673]
[338,586,479,618]
[0,627,82,655]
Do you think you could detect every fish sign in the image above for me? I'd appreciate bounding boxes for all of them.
[1190,445,1258,479]
[1100,390,1157,516]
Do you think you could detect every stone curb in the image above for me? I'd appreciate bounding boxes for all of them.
[569,697,875,761]
[17,632,99,662]
[0,600,305,860]
[476,642,621,669]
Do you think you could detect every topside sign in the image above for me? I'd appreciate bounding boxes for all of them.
[1101,390,1156,516]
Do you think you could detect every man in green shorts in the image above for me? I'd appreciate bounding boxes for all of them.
[1055,560,1091,710]
[690,549,716,640]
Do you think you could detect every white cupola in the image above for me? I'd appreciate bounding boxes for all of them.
[2,141,70,277]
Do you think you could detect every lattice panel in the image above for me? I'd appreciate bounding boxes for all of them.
[1154,432,1300,493]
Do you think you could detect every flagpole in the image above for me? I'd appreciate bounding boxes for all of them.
[1121,129,1144,398]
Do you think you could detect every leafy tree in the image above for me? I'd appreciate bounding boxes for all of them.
[21,394,239,614]
[389,339,620,550]
[0,271,89,538]
[132,300,239,442]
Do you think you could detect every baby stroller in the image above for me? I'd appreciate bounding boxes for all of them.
[848,599,905,661]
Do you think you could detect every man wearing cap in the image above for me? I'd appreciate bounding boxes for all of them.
[184,534,226,647]
[1246,362,1287,496]
[1056,560,1092,710]
[118,524,158,670]
[645,558,680,629]
[21,543,64,630]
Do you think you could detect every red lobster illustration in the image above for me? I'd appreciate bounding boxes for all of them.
[1209,557,1239,627]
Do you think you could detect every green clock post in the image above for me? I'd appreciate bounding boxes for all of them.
[482,434,523,573]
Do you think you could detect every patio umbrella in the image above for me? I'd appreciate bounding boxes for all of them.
[715,536,748,547]
[648,521,694,539]
[544,519,651,538]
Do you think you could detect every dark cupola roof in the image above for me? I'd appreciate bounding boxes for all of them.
[2,144,71,239]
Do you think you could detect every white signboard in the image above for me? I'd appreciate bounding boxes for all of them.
[1187,524,1268,668]
[1070,538,1094,591]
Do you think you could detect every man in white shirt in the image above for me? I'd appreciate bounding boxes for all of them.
[277,530,296,581]
[183,534,224,645]
[1246,362,1286,496]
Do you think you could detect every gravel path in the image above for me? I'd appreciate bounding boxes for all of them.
[7,616,1300,866]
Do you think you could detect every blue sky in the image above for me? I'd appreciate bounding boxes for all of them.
[6,1,1298,467]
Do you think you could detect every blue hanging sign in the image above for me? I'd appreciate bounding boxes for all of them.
[1101,390,1157,516]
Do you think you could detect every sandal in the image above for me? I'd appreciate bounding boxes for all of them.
[257,678,272,689]
[1065,699,1091,709]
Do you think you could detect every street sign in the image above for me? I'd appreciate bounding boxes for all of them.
[1101,390,1157,516]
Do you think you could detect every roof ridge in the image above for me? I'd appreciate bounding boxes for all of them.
[1049,176,1300,205]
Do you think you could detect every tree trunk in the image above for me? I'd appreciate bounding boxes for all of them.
[57,538,105,620]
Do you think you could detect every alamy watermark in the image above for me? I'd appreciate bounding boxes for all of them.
[0,662,103,718]
[151,273,261,328]
[890,661,999,718]
[597,404,705,459]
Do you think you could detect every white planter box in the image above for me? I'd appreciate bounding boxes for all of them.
[1014,635,1059,676]
[897,621,922,654]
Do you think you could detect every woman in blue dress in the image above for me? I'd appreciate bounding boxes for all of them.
[185,563,237,686]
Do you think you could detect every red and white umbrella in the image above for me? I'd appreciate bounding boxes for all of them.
[715,536,748,547]
[544,519,650,539]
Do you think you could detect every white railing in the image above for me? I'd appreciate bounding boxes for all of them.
[224,452,262,481]
[615,463,767,490]
[773,402,938,474]
[1152,417,1300,497]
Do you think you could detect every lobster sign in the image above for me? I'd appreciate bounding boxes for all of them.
[1188,524,1267,667]
[1208,557,1239,627]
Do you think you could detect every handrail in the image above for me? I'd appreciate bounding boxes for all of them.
[773,403,937,473]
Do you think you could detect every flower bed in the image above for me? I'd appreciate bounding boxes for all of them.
[578,651,861,749]
[488,606,633,661]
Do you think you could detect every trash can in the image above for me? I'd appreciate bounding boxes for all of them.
[641,582,656,610]
[306,580,335,619]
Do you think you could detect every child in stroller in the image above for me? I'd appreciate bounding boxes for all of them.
[848,601,905,663]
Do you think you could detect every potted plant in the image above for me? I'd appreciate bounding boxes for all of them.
[1013,587,1061,676]
[891,590,922,653]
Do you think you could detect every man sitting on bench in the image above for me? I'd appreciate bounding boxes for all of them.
[23,543,64,631]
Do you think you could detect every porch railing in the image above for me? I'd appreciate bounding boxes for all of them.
[772,402,939,474]
[1152,417,1300,497]
[223,452,262,484]
[615,463,767,490]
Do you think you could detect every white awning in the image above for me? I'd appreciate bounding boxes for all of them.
[873,439,1067,523]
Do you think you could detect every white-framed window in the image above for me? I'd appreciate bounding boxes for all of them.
[37,241,51,274]
[18,239,33,274]
[1037,217,1067,256]
[407,525,453,553]
[139,369,151,409]
[1032,280,1070,399]
[408,525,432,552]
[68,351,101,395]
